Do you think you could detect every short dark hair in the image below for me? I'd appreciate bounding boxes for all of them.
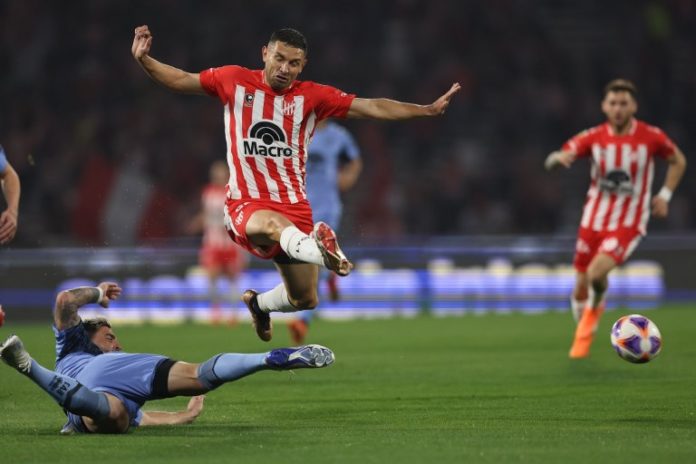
[269,28,308,54]
[83,317,111,337]
[604,79,637,98]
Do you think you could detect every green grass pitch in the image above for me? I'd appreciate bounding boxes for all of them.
[1,305,695,463]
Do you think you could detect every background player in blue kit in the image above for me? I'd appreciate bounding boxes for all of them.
[288,120,362,344]
[0,282,335,434]
[0,144,21,245]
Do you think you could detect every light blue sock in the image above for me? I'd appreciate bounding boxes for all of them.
[300,309,314,325]
[27,360,110,419]
[197,353,268,390]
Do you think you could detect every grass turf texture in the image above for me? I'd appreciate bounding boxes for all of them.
[1,305,695,463]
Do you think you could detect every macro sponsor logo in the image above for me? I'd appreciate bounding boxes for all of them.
[600,170,633,194]
[242,121,293,158]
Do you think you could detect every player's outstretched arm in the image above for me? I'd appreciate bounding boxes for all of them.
[0,162,20,244]
[347,83,461,120]
[54,282,122,330]
[132,25,206,95]
[544,150,576,171]
[140,396,205,426]
[651,146,687,218]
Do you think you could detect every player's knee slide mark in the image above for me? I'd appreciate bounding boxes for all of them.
[197,354,224,390]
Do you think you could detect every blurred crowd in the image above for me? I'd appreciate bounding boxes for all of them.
[1,0,695,247]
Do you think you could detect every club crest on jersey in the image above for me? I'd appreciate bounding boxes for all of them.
[282,101,296,116]
[242,120,293,158]
[244,93,254,107]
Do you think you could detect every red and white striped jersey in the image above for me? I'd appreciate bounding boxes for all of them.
[201,184,237,249]
[200,66,355,205]
[563,119,676,234]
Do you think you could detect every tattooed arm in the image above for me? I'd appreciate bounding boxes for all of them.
[54,282,122,330]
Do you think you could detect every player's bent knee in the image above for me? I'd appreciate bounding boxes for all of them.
[588,274,608,291]
[290,294,319,310]
[84,394,130,434]
[261,214,292,237]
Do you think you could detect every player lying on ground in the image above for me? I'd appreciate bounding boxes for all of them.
[132,25,460,342]
[0,282,335,434]
[544,79,686,359]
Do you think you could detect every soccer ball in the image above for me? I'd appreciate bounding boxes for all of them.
[610,314,662,363]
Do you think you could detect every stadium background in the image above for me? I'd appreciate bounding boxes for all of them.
[1,0,695,321]
[1,2,696,463]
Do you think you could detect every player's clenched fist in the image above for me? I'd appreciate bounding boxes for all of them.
[132,25,153,61]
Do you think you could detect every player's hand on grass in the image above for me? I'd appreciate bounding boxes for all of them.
[544,151,575,170]
[651,196,669,218]
[0,208,18,244]
[97,282,122,308]
[427,83,461,116]
[185,395,205,423]
[132,25,153,61]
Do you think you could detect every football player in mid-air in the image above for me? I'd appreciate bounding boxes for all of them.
[132,25,459,342]
[0,282,335,434]
[544,79,686,359]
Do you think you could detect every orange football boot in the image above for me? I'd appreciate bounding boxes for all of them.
[569,302,605,359]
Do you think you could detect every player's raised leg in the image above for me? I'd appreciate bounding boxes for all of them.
[246,210,352,276]
[311,221,352,277]
[242,262,319,341]
[164,345,335,394]
[569,253,616,359]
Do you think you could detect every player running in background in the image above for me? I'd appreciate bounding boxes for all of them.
[0,282,334,434]
[132,25,460,342]
[0,143,21,244]
[189,161,248,324]
[288,120,362,344]
[544,79,687,359]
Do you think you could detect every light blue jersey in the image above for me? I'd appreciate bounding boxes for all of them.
[54,323,103,378]
[0,144,8,174]
[305,122,360,229]
[54,322,167,430]
[74,352,167,427]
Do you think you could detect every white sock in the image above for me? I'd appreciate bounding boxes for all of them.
[279,226,324,266]
[570,296,587,322]
[256,283,297,313]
